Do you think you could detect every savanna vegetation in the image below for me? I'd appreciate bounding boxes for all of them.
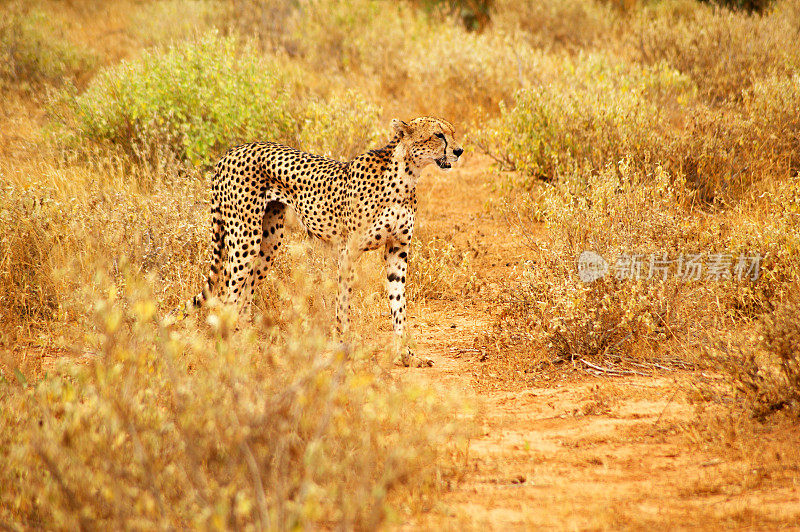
[1,0,799,528]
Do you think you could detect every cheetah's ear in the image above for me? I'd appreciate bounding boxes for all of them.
[391,119,412,139]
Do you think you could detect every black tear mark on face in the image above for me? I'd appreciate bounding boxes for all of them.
[434,131,451,169]
[432,132,447,155]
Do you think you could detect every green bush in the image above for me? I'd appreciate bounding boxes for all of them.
[68,32,299,167]
[63,31,389,167]
[0,9,95,89]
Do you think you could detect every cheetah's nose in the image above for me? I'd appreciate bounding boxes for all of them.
[453,147,464,157]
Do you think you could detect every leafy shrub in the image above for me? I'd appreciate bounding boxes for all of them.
[67,32,298,167]
[63,31,388,167]
[0,9,95,89]
[0,274,469,529]
[479,54,694,183]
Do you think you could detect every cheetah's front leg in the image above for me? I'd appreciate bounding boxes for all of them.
[385,242,433,367]
[336,244,355,337]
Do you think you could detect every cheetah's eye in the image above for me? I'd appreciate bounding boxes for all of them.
[435,133,445,140]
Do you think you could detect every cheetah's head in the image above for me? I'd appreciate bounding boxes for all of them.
[391,117,463,171]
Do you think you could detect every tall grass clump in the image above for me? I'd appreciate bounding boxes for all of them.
[0,273,470,529]
[634,0,800,102]
[0,156,212,337]
[409,0,493,30]
[408,235,477,301]
[668,75,800,202]
[0,185,66,326]
[228,0,544,127]
[703,0,776,11]
[297,89,383,160]
[0,8,95,89]
[492,0,617,51]
[128,0,220,46]
[746,75,800,175]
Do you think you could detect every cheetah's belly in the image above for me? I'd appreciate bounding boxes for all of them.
[287,191,343,242]
[353,204,415,252]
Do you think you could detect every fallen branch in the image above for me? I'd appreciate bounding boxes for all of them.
[579,359,626,376]
[579,358,651,377]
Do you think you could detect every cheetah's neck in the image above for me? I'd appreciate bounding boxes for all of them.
[391,142,421,190]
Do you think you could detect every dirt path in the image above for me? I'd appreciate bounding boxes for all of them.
[393,157,800,530]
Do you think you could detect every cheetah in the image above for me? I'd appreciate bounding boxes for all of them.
[185,116,463,366]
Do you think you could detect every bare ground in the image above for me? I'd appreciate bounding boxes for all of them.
[388,157,800,530]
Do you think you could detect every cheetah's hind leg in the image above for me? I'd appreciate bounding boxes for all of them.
[252,201,287,287]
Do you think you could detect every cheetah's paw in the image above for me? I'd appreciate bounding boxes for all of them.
[394,347,434,368]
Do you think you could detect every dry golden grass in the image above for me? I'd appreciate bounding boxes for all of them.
[2,0,800,528]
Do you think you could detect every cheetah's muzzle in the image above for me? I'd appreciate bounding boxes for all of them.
[435,158,452,169]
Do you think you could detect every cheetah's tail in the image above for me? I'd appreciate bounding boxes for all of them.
[184,198,225,313]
